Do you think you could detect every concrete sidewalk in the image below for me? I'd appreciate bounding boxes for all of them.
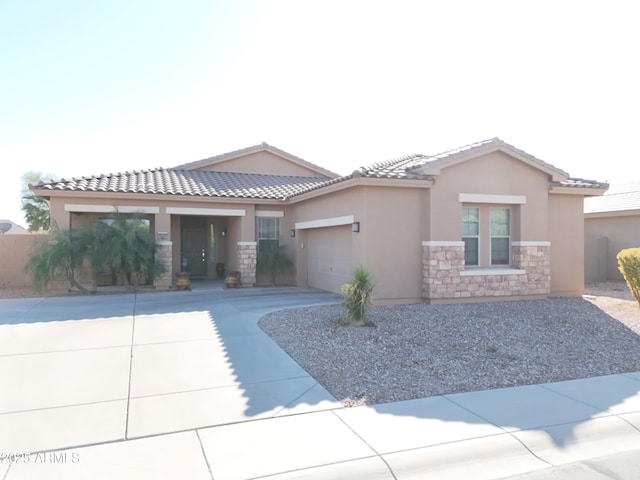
[1,285,640,479]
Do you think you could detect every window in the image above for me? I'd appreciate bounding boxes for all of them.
[490,208,510,265]
[462,207,479,266]
[257,217,280,249]
[461,205,512,267]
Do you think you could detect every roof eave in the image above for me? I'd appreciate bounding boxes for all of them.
[550,185,609,196]
[287,176,434,203]
[29,188,291,204]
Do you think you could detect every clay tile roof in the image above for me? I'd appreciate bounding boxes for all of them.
[354,153,432,179]
[553,178,610,189]
[32,168,332,200]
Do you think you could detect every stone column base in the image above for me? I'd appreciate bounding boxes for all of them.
[238,242,257,287]
[154,241,173,290]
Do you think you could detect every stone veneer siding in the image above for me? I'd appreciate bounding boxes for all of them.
[154,241,173,289]
[422,241,550,300]
[237,242,257,287]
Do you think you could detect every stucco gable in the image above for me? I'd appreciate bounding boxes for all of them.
[410,138,570,182]
[174,142,338,179]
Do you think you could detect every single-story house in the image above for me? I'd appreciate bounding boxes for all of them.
[585,181,640,282]
[31,138,607,304]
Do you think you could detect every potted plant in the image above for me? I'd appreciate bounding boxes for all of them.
[225,271,240,288]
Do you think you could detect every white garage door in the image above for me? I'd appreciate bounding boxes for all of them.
[307,226,353,293]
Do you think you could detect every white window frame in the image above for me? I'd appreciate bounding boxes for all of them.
[489,207,511,266]
[462,206,480,267]
[256,217,280,249]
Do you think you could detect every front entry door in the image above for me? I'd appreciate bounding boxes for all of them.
[181,217,206,276]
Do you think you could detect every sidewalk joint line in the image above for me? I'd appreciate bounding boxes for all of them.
[538,384,612,414]
[616,414,640,434]
[443,395,555,467]
[128,374,314,401]
[330,410,398,480]
[0,398,128,416]
[272,381,322,417]
[2,461,13,480]
[247,455,379,480]
[0,343,133,358]
[195,430,215,480]
[11,296,48,324]
[124,292,138,440]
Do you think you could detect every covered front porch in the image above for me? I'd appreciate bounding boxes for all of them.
[154,206,258,289]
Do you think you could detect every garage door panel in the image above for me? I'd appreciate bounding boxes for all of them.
[307,226,352,293]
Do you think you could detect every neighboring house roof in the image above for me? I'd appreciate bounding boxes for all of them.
[0,220,28,234]
[32,168,331,200]
[585,181,640,214]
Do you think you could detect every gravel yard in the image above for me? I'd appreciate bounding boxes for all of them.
[259,283,640,407]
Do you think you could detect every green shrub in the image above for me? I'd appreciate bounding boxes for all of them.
[26,226,95,294]
[341,265,375,325]
[257,243,293,286]
[617,248,640,307]
[26,211,165,294]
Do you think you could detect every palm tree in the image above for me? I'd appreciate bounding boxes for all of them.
[26,226,95,294]
[90,212,165,291]
[26,210,165,293]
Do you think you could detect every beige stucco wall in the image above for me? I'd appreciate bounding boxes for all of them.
[585,212,640,282]
[201,151,330,177]
[291,185,366,289]
[429,151,550,241]
[549,194,585,295]
[292,183,429,303]
[0,234,48,288]
[361,186,428,303]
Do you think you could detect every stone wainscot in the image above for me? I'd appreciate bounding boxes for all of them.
[422,241,551,301]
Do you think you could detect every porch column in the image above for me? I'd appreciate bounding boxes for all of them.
[237,241,257,287]
[155,241,173,289]
[154,210,172,290]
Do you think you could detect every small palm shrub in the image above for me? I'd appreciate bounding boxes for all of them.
[617,248,640,307]
[26,210,165,294]
[341,265,375,325]
[26,226,95,294]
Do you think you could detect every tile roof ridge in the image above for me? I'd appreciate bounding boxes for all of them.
[423,137,570,179]
[356,152,427,173]
[426,137,501,160]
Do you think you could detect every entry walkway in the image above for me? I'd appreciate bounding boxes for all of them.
[1,286,639,479]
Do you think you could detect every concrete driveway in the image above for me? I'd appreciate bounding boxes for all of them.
[0,285,342,451]
[2,284,640,479]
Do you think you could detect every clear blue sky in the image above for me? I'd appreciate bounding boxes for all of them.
[2,0,639,227]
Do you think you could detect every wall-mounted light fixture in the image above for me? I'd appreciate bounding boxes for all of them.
[352,222,360,233]
[221,230,226,237]
[290,229,296,237]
